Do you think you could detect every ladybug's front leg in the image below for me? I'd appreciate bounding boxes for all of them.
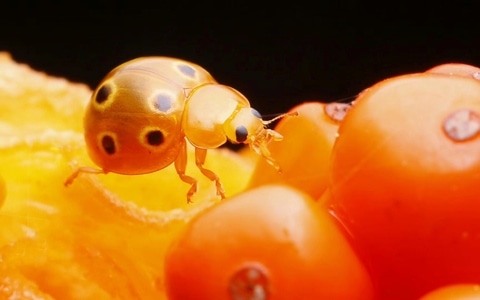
[174,139,198,203]
[194,147,226,200]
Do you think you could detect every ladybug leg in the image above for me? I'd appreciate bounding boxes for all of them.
[174,139,198,203]
[64,166,106,186]
[194,147,226,200]
[250,128,283,173]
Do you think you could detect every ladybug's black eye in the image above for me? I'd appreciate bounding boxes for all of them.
[235,126,248,143]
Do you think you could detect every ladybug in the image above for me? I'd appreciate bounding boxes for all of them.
[65,57,295,202]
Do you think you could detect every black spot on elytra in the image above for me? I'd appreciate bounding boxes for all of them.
[153,93,172,112]
[95,84,112,104]
[178,64,196,78]
[146,130,164,146]
[101,135,116,155]
[235,126,248,143]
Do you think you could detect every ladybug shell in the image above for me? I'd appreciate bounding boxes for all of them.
[83,57,216,174]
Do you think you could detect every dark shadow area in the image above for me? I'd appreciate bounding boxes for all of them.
[1,3,478,115]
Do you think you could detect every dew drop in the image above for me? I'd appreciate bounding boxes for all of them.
[442,109,480,142]
[229,264,269,300]
[324,102,351,122]
[472,72,480,80]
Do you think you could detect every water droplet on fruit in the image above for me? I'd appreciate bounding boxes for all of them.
[443,109,480,142]
[229,264,269,300]
[472,72,480,80]
[324,102,351,123]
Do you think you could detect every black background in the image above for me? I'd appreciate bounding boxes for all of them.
[1,3,478,115]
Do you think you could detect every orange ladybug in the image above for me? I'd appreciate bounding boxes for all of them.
[66,57,294,202]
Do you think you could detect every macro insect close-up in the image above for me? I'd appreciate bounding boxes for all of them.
[2,4,480,299]
[64,56,295,202]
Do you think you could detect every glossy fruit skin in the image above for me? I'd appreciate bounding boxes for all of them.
[419,284,480,300]
[325,73,480,299]
[426,63,480,78]
[164,185,375,300]
[248,102,341,199]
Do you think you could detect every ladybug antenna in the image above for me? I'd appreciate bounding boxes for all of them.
[329,94,359,104]
[262,111,298,126]
[260,93,359,123]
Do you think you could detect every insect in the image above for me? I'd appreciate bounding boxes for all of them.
[65,57,295,202]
